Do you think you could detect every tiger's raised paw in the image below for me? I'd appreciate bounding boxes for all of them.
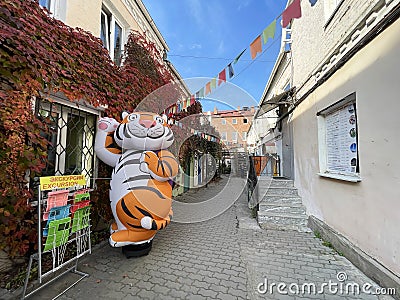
[98,117,119,132]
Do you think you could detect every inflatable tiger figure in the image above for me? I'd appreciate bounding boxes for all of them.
[95,112,178,249]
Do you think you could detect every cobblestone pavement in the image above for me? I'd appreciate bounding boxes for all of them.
[12,176,394,300]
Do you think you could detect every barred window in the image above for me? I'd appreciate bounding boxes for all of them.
[34,98,97,182]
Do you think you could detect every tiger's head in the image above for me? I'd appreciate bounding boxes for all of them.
[114,112,174,151]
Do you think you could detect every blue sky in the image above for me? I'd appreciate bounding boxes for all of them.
[142,0,287,112]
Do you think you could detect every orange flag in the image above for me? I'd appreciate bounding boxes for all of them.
[205,82,211,95]
[250,35,262,59]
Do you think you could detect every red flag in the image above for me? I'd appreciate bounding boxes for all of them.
[218,69,226,86]
[282,0,302,28]
[190,95,195,105]
[250,35,262,59]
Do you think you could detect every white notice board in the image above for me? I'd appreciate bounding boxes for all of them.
[325,103,357,174]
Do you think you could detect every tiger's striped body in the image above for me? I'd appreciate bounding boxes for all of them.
[95,112,178,247]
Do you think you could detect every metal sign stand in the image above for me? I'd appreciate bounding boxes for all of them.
[21,176,92,299]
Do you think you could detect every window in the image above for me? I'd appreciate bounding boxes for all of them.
[35,98,97,182]
[242,132,247,141]
[221,132,227,141]
[317,93,360,182]
[38,0,65,21]
[232,132,237,142]
[100,7,124,66]
[114,23,123,66]
[284,81,291,92]
[221,119,226,125]
[232,119,237,124]
[100,10,110,51]
[243,118,248,124]
[39,0,51,10]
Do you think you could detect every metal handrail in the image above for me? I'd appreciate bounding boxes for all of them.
[247,155,258,208]
[246,153,281,208]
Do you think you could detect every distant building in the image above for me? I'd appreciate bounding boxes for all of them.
[207,106,256,153]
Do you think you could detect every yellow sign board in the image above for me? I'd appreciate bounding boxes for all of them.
[40,175,87,190]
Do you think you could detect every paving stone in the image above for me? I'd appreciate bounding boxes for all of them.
[192,280,211,289]
[216,292,238,300]
[207,266,224,273]
[150,285,170,296]
[203,276,220,286]
[213,272,232,281]
[176,277,194,287]
[197,288,218,298]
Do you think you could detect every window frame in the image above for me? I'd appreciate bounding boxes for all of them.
[38,0,65,21]
[231,131,238,142]
[113,22,123,66]
[242,132,247,141]
[100,6,125,66]
[39,0,52,10]
[317,92,361,182]
[34,97,100,184]
[232,118,237,125]
[221,132,227,141]
[221,119,226,125]
[100,10,110,51]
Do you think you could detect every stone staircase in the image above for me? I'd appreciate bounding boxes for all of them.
[256,177,311,232]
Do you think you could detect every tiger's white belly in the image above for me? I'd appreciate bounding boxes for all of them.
[110,150,151,230]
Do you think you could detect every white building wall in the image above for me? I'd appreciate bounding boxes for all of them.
[291,18,400,276]
[291,0,386,88]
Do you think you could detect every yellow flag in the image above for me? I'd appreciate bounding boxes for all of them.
[262,20,276,44]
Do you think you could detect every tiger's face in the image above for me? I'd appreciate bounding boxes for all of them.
[114,112,174,151]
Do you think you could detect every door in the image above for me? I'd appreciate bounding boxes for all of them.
[281,116,294,179]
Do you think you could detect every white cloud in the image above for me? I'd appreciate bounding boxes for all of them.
[217,40,224,54]
[176,43,185,51]
[187,0,203,25]
[190,43,202,50]
[237,0,252,11]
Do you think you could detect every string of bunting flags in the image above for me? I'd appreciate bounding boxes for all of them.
[164,0,317,137]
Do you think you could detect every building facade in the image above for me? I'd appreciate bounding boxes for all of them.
[39,0,168,66]
[207,106,255,153]
[254,0,400,287]
[35,0,186,182]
